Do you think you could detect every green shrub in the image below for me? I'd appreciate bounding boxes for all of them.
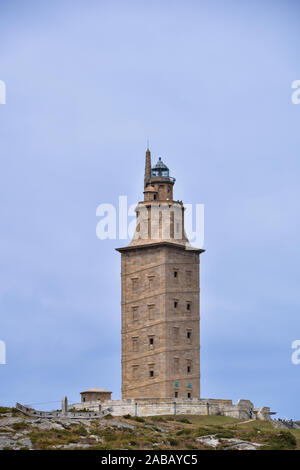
[195,427,211,437]
[177,418,191,424]
[215,430,235,439]
[73,426,88,436]
[133,416,145,423]
[151,426,163,432]
[0,407,11,414]
[129,440,138,446]
[185,443,196,450]
[12,422,28,431]
[266,431,296,450]
[151,416,166,422]
[102,431,117,442]
[54,429,72,439]
[169,438,179,446]
[176,428,192,436]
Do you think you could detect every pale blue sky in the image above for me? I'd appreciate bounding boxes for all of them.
[1,0,300,418]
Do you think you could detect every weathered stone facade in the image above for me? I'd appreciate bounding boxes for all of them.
[80,388,112,403]
[118,244,202,399]
[117,149,204,399]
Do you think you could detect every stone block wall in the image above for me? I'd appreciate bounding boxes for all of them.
[121,244,201,399]
[69,397,271,421]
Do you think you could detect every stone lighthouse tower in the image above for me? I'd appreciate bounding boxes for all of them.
[116,149,204,399]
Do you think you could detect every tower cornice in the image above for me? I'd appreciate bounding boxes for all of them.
[116,241,205,253]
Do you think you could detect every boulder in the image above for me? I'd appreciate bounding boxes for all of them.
[195,434,262,450]
[104,420,135,431]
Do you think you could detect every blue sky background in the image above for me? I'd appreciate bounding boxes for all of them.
[1,0,300,418]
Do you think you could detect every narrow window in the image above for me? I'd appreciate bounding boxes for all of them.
[153,194,157,200]
[174,271,178,278]
[158,184,164,199]
[173,327,179,343]
[148,304,155,320]
[187,392,191,399]
[149,369,154,378]
[174,391,178,398]
[148,276,154,289]
[132,337,139,352]
[132,365,139,379]
[132,306,138,321]
[174,301,178,309]
[187,303,191,311]
[186,330,192,343]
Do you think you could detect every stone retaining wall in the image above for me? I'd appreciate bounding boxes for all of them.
[69,398,271,421]
[15,402,111,420]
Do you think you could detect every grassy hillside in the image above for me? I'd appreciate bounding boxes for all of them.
[0,407,299,450]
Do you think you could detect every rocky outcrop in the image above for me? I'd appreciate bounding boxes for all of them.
[195,434,263,450]
[0,434,33,450]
